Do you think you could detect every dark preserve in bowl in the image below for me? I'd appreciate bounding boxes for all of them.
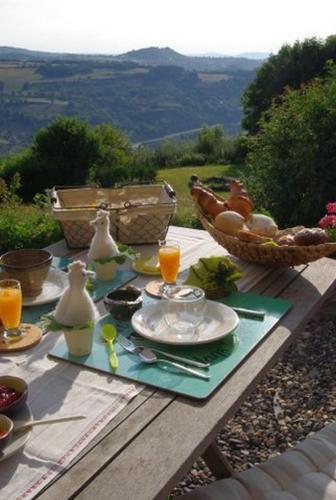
[0,376,28,416]
[104,286,143,320]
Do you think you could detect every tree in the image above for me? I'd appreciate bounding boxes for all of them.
[1,117,102,200]
[242,36,336,134]
[245,65,336,228]
[195,125,229,162]
[31,116,101,186]
[89,123,132,185]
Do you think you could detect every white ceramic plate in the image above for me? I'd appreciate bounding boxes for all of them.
[0,404,33,462]
[22,268,68,307]
[131,300,239,345]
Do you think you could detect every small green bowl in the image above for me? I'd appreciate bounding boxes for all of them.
[0,414,14,450]
[0,376,28,416]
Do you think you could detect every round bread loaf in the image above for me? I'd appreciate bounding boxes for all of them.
[246,214,278,237]
[214,211,245,236]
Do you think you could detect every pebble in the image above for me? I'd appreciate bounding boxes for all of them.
[170,309,336,497]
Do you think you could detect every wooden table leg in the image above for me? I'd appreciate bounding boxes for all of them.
[201,441,235,479]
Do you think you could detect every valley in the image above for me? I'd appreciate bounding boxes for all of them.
[0,47,261,154]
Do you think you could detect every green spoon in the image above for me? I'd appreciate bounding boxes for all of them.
[101,324,119,369]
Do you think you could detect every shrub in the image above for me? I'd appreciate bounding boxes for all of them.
[1,117,101,200]
[89,123,132,186]
[245,66,336,228]
[0,177,61,252]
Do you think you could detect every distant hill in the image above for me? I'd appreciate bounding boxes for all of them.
[117,47,262,71]
[238,52,269,60]
[0,45,263,71]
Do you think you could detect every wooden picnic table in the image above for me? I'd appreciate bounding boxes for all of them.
[36,225,336,500]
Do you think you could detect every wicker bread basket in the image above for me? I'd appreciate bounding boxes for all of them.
[197,209,336,266]
[50,183,177,248]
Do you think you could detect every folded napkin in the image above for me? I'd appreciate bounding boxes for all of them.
[0,332,143,500]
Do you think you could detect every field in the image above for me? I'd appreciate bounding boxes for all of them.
[157,164,245,225]
[0,63,41,91]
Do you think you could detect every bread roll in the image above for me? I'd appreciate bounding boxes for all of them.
[214,211,245,236]
[294,228,328,246]
[277,234,296,246]
[191,186,227,217]
[246,214,278,237]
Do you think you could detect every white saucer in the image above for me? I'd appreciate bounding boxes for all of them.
[0,404,33,462]
[23,269,68,307]
[131,301,239,345]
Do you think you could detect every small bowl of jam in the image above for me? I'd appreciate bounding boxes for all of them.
[0,376,28,416]
[104,286,143,320]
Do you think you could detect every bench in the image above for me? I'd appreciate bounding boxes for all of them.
[180,422,336,499]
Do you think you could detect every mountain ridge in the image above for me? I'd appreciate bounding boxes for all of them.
[0,45,262,71]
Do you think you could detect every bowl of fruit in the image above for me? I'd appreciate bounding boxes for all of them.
[0,376,28,416]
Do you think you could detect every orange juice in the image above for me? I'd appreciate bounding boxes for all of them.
[159,245,180,284]
[0,287,22,329]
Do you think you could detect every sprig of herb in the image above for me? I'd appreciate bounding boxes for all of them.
[40,314,95,332]
[94,243,139,265]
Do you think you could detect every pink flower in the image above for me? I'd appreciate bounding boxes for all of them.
[326,202,336,214]
[319,214,336,229]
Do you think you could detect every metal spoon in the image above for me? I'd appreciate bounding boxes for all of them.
[101,324,119,369]
[118,334,210,368]
[137,347,210,381]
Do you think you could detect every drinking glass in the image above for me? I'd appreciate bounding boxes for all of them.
[0,279,23,339]
[163,285,207,337]
[158,240,180,293]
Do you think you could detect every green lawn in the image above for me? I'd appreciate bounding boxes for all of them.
[157,164,245,226]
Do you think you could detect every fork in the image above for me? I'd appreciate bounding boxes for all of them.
[118,335,210,368]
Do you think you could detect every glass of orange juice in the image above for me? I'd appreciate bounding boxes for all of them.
[0,279,22,339]
[158,240,180,292]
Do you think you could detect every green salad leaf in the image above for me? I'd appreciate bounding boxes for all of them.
[40,314,95,332]
[94,242,139,265]
[183,256,242,292]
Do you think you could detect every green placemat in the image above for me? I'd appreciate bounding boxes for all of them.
[22,269,137,325]
[49,291,292,399]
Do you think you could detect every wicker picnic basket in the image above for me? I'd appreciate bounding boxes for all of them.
[50,183,177,248]
[197,208,336,267]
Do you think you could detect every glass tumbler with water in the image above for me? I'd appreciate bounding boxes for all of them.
[163,285,206,337]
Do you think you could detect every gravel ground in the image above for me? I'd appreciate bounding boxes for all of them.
[171,296,336,497]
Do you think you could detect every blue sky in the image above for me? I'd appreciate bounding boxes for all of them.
[1,0,335,55]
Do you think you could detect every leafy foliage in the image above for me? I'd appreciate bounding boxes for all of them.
[0,118,158,200]
[40,314,94,332]
[184,256,242,292]
[243,36,336,133]
[94,243,139,264]
[245,66,336,227]
[1,117,101,200]
[0,176,61,252]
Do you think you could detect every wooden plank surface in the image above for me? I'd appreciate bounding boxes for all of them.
[37,228,272,498]
[72,258,336,500]
[38,230,336,500]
